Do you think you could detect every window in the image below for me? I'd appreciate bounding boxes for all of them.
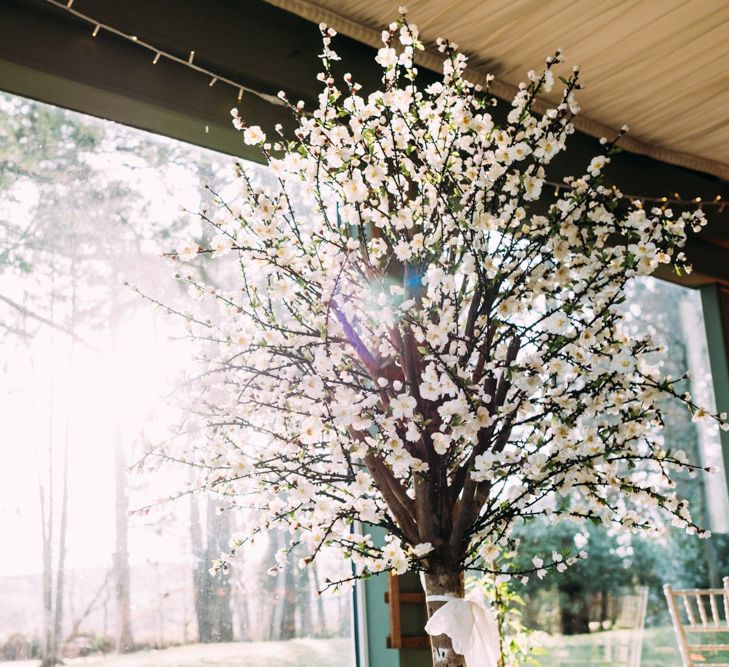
[520,277,729,665]
[0,92,355,666]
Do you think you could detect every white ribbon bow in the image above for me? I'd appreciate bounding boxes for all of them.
[424,593,500,667]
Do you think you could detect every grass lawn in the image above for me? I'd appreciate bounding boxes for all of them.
[4,629,729,666]
[537,625,729,666]
[0,638,354,667]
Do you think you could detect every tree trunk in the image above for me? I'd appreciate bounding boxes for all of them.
[111,281,134,653]
[599,589,609,628]
[278,555,297,640]
[263,530,283,641]
[39,477,54,667]
[39,278,56,667]
[191,496,235,642]
[299,565,313,637]
[559,586,590,635]
[190,494,211,642]
[311,561,327,636]
[113,420,134,651]
[51,407,70,660]
[52,299,76,661]
[233,579,251,641]
[422,569,467,667]
[205,498,234,642]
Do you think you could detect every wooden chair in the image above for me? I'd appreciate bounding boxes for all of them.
[603,587,649,667]
[664,577,729,666]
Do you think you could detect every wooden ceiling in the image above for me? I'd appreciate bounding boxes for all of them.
[266,0,729,181]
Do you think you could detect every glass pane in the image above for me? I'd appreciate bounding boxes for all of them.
[517,277,729,666]
[0,92,355,666]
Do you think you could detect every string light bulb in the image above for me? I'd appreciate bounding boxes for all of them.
[92,24,100,37]
[152,52,161,64]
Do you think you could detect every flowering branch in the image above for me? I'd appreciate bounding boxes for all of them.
[159,14,721,659]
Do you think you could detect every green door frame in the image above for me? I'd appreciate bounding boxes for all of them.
[699,284,729,499]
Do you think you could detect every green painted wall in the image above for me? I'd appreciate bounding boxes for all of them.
[363,527,432,667]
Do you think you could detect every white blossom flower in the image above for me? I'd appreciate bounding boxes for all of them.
[394,240,412,262]
[411,542,434,557]
[210,234,233,257]
[243,125,266,145]
[176,239,198,261]
[342,176,368,202]
[375,47,398,68]
[574,533,589,549]
[391,394,416,419]
[302,375,325,400]
[588,156,609,176]
[300,416,323,444]
[432,432,451,455]
[611,351,636,374]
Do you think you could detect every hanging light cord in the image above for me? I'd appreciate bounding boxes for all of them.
[46,0,286,107]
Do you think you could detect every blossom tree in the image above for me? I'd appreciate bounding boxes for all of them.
[167,12,720,666]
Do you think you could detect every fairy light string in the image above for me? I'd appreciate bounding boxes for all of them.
[48,0,729,211]
[48,0,285,108]
[546,181,729,213]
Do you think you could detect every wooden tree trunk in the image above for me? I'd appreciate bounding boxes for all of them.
[422,569,467,667]
[51,405,70,661]
[111,280,134,652]
[191,495,235,642]
[559,585,590,635]
[190,491,215,642]
[113,419,134,651]
[39,474,54,667]
[39,277,56,667]
[263,530,283,640]
[205,498,234,642]
[278,556,297,640]
[299,565,313,637]
[52,291,76,661]
[233,579,251,641]
[311,561,327,635]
